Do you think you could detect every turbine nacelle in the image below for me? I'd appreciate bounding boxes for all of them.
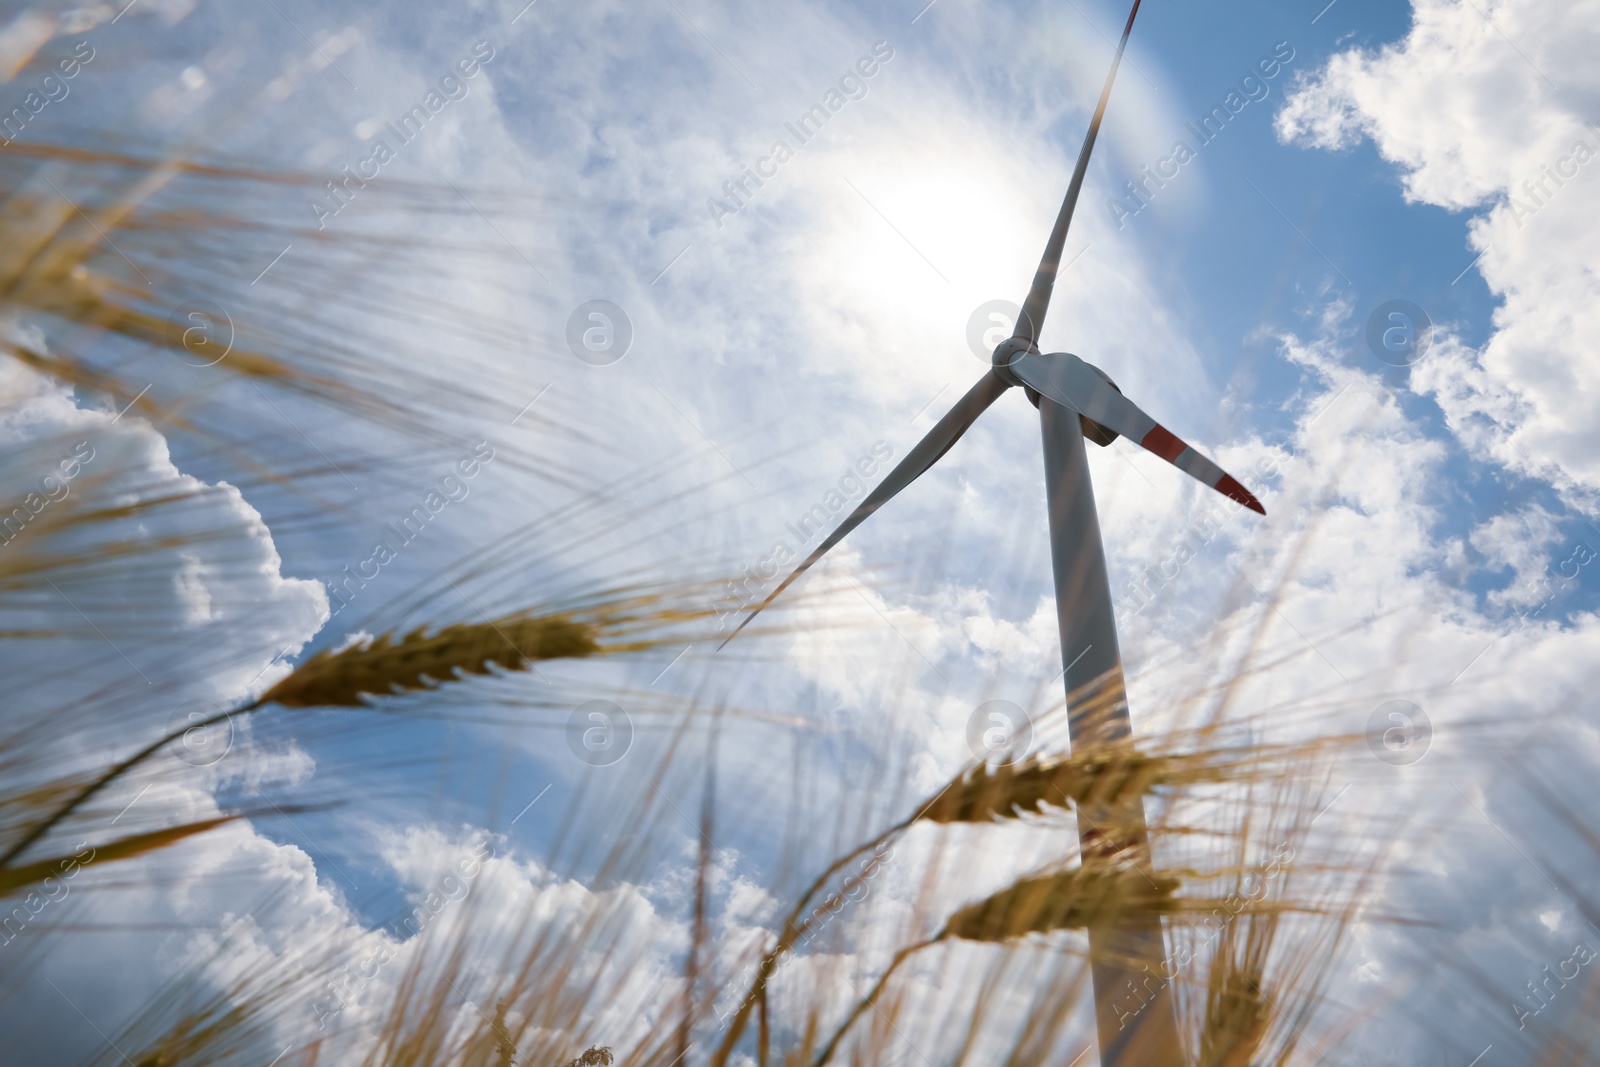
[1011,350,1265,514]
[996,342,1122,444]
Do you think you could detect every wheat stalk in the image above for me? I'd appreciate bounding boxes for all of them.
[811,848,1347,1067]
[711,737,1306,1066]
[1,142,560,447]
[711,735,1335,1065]
[810,863,1182,1067]
[0,604,682,878]
[0,816,236,895]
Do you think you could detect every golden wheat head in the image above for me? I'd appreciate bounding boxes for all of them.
[258,616,600,708]
[941,864,1183,943]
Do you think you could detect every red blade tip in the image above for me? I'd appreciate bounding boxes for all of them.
[1216,474,1265,515]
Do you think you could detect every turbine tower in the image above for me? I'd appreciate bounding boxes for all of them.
[728,2,1264,1061]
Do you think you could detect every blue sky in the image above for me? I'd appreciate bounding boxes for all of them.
[5,0,1600,1063]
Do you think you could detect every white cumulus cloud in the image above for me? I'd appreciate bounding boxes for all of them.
[1277,0,1600,504]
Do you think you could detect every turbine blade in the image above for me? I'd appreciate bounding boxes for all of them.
[1014,0,1143,347]
[1013,352,1266,514]
[721,371,1012,647]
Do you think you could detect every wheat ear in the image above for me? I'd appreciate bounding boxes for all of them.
[258,616,598,707]
[714,745,1193,1065]
[810,863,1186,1066]
[1,612,609,872]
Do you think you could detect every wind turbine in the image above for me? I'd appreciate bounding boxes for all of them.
[726,1,1264,1062]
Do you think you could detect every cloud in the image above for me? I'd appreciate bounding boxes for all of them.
[2,780,370,1065]
[1277,0,1600,504]
[1470,502,1563,609]
[0,350,338,1059]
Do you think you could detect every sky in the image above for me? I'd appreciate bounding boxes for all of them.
[3,0,1600,1063]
